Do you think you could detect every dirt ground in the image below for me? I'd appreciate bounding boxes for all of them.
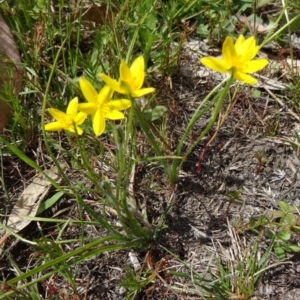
[1,39,300,300]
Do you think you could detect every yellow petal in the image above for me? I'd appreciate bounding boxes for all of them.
[92,110,105,136]
[45,122,64,131]
[132,87,155,98]
[238,36,258,61]
[66,97,79,117]
[233,70,257,85]
[48,108,67,123]
[99,73,126,94]
[105,110,125,120]
[109,99,131,110]
[80,78,98,103]
[74,112,87,125]
[120,60,133,82]
[134,71,145,90]
[244,58,268,73]
[200,57,231,73]
[130,56,145,90]
[234,35,245,50]
[130,56,144,75]
[235,35,252,54]
[65,125,83,135]
[78,103,97,114]
[222,36,236,63]
[74,125,84,135]
[98,85,114,105]
[120,81,133,95]
[66,126,76,133]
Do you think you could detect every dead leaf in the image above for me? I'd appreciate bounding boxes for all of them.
[6,164,66,232]
[0,13,22,131]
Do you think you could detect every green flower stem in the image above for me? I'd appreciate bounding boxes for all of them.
[170,76,233,182]
[114,98,153,240]
[41,35,70,184]
[115,101,136,234]
[260,13,300,48]
[180,76,234,168]
[134,103,169,172]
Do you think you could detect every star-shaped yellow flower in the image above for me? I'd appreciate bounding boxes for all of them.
[200,35,268,85]
[45,97,87,135]
[78,78,131,136]
[99,56,155,97]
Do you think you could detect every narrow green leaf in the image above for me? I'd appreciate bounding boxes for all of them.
[283,245,300,252]
[292,226,300,234]
[0,137,41,171]
[37,191,65,215]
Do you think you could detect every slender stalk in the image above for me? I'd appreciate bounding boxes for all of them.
[179,76,234,169]
[260,12,300,48]
[169,76,232,182]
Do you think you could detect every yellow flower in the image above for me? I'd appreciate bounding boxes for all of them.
[99,56,155,97]
[78,78,131,136]
[200,35,268,85]
[45,97,87,135]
